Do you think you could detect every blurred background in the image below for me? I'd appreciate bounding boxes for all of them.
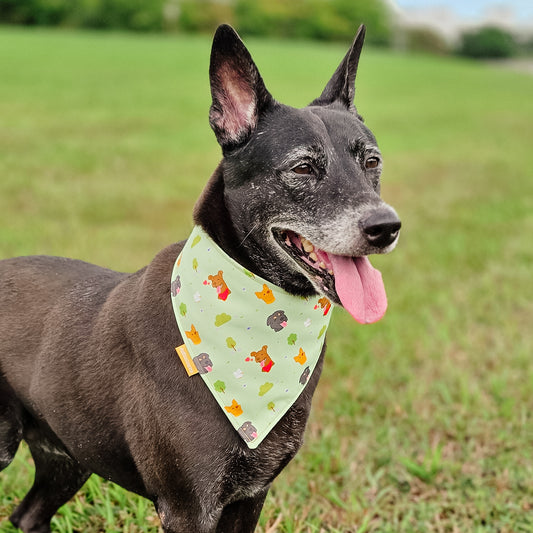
[1,1,532,532]
[1,0,533,58]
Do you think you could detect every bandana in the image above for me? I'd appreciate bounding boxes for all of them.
[170,226,333,448]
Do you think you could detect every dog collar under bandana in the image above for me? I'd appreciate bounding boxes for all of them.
[170,226,333,448]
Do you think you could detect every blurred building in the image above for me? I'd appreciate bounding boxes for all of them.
[389,1,533,45]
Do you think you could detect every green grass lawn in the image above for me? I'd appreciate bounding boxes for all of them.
[1,26,533,532]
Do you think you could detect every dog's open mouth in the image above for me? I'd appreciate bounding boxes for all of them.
[272,229,388,324]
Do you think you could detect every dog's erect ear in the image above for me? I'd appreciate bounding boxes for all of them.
[311,24,366,110]
[209,24,274,151]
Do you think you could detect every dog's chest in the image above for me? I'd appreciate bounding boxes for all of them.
[214,401,314,502]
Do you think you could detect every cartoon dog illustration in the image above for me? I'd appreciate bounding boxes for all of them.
[193,353,213,374]
[171,274,181,296]
[317,296,332,316]
[185,324,201,345]
[208,270,231,301]
[266,310,288,332]
[255,284,275,304]
[299,366,311,385]
[224,399,243,417]
[293,347,307,365]
[250,345,275,373]
[238,421,258,443]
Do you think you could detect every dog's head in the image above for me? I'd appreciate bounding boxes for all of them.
[196,25,400,324]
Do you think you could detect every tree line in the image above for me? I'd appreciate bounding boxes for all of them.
[0,0,530,58]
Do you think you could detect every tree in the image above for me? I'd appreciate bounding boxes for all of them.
[404,27,449,55]
[214,380,226,393]
[226,337,237,350]
[234,0,392,45]
[458,26,517,59]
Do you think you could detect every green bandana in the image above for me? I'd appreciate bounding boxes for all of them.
[170,226,333,448]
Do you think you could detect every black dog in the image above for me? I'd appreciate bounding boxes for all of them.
[193,353,214,374]
[266,310,288,332]
[0,24,400,532]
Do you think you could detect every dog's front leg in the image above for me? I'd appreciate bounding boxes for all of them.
[156,497,223,533]
[156,487,269,533]
[215,488,270,533]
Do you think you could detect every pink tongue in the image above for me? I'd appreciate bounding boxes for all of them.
[327,254,387,324]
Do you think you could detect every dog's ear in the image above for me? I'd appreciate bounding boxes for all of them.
[209,24,274,151]
[311,24,366,110]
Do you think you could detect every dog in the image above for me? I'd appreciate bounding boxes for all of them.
[0,24,400,533]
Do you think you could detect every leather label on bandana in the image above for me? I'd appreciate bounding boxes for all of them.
[170,226,333,448]
[175,344,198,377]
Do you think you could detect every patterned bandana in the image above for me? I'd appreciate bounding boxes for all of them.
[170,226,333,448]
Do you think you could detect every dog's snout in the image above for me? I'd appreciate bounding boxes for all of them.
[360,209,401,248]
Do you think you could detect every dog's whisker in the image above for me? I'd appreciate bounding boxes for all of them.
[238,223,260,248]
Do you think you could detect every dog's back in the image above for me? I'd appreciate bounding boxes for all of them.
[0,256,126,391]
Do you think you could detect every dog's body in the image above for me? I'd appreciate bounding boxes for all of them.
[0,25,400,532]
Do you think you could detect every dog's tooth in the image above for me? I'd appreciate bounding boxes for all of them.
[319,261,326,269]
[328,269,334,276]
[309,252,318,262]
[301,238,314,253]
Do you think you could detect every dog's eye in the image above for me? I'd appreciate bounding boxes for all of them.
[365,157,380,170]
[292,164,314,175]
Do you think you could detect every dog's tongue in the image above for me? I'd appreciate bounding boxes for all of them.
[327,254,387,324]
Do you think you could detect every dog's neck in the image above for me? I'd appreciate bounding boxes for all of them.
[193,163,283,288]
[193,163,240,261]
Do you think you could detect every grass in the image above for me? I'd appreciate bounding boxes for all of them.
[1,26,533,532]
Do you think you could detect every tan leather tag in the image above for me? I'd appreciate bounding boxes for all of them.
[176,344,198,376]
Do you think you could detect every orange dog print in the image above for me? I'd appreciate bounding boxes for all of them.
[185,324,202,345]
[255,284,275,304]
[224,399,243,417]
[293,347,307,365]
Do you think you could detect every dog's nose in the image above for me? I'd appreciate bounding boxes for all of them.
[360,209,401,248]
